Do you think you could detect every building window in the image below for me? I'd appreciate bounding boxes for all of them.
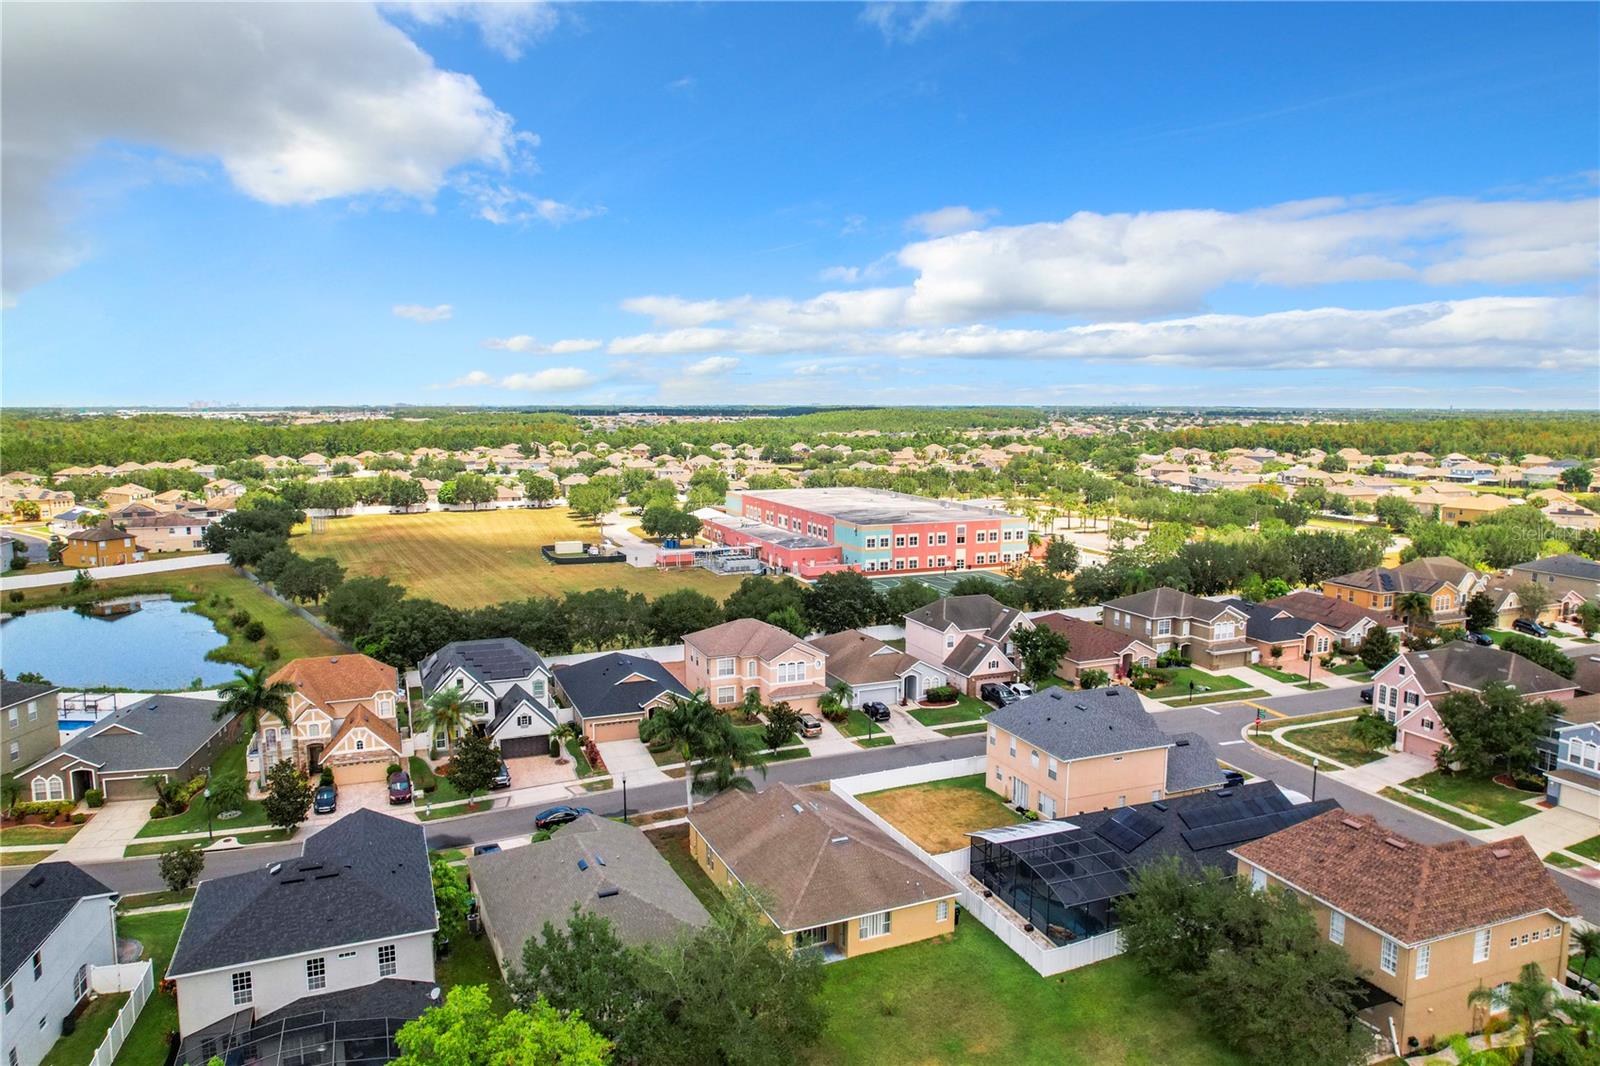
[1329,911,1345,945]
[994,767,1002,781]
[355,739,365,750]
[717,657,735,678]
[7,742,17,763]
[988,729,995,746]
[1415,944,1430,979]
[859,911,892,940]
[74,964,88,1002]
[936,901,949,922]
[24,702,37,721]
[1250,867,1266,892]
[231,971,254,1006]
[716,686,735,704]
[1039,794,1056,819]
[1030,749,1039,768]
[31,951,42,980]
[517,714,532,728]
[1380,938,1398,975]
[5,707,14,727]
[745,660,758,679]
[306,957,326,990]
[378,944,397,977]
[4,980,12,1014]
[1008,739,1016,757]
[1046,757,1057,780]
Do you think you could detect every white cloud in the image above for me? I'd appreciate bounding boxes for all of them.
[483,335,603,354]
[667,75,697,92]
[501,367,597,391]
[684,356,740,376]
[860,2,963,43]
[820,266,862,283]
[393,303,453,323]
[459,179,603,226]
[444,369,494,387]
[906,205,997,237]
[382,2,559,61]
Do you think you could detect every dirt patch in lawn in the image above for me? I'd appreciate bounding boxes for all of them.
[858,774,1023,855]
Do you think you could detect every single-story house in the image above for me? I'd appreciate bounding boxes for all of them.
[555,652,690,743]
[808,629,949,706]
[1030,613,1157,682]
[1259,591,1405,649]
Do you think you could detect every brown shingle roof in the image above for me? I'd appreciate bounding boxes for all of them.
[809,630,921,685]
[67,519,131,543]
[1032,614,1145,662]
[1260,591,1399,632]
[1233,810,1574,944]
[684,618,816,661]
[268,655,398,713]
[689,783,954,931]
[326,704,402,756]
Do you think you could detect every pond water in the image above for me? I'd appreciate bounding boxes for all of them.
[0,596,236,690]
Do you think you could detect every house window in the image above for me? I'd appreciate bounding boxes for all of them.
[1250,867,1267,892]
[45,776,63,801]
[1039,794,1056,819]
[988,728,995,746]
[307,722,321,737]
[5,707,14,727]
[231,970,254,1006]
[1415,944,1430,979]
[378,944,397,977]
[355,739,365,750]
[31,952,42,980]
[717,657,735,677]
[1157,619,1171,636]
[1008,739,1016,757]
[530,679,546,700]
[3,980,11,1013]
[936,901,949,922]
[1030,750,1039,768]
[73,964,88,1002]
[945,634,955,649]
[716,686,735,704]
[858,911,892,940]
[306,957,326,990]
[517,714,533,728]
[7,742,17,763]
[1422,719,1434,732]
[745,660,758,679]
[1380,938,1398,975]
[1047,757,1057,780]
[1329,911,1345,945]
[1404,692,1420,707]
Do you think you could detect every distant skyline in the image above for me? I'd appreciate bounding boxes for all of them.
[2,2,1596,409]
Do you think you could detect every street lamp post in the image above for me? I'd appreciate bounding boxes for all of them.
[203,787,213,842]
[1311,757,1320,802]
[621,774,629,825]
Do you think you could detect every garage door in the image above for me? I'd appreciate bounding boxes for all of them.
[588,717,643,743]
[500,736,550,759]
[332,761,390,785]
[1400,731,1441,760]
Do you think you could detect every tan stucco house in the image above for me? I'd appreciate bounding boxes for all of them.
[255,655,402,786]
[683,618,828,713]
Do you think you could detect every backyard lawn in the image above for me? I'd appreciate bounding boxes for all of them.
[135,739,270,839]
[1400,771,1541,825]
[293,508,742,608]
[811,922,1247,1066]
[858,774,1022,854]
[112,909,190,1066]
[45,990,129,1065]
[910,695,990,727]
[437,928,513,1015]
[647,824,727,910]
[1280,718,1388,767]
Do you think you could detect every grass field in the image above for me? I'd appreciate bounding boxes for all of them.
[647,824,727,911]
[866,569,1010,594]
[1400,770,1541,825]
[135,739,270,838]
[910,695,990,726]
[859,773,1022,853]
[113,909,189,1066]
[1378,787,1491,830]
[45,991,128,1065]
[1279,718,1388,767]
[0,822,81,846]
[293,508,742,608]
[1568,835,1600,862]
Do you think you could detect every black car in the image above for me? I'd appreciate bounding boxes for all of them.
[387,771,413,805]
[1221,769,1246,789]
[1512,617,1549,638]
[1359,687,1374,704]
[860,701,892,723]
[1465,631,1495,646]
[489,761,512,790]
[980,682,1018,707]
[313,784,337,814]
[534,805,594,830]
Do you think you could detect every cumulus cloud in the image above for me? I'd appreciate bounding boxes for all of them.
[684,355,740,376]
[444,369,495,387]
[906,205,997,237]
[394,303,453,323]
[382,2,559,61]
[458,179,603,226]
[437,366,596,391]
[860,1,963,43]
[483,335,603,354]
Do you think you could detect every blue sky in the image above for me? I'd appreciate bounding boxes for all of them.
[2,1,1596,408]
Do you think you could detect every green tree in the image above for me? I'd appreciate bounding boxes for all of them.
[1374,494,1417,532]
[1572,927,1600,987]
[765,604,809,637]
[736,686,765,723]
[646,588,723,645]
[431,853,472,944]
[1435,682,1561,777]
[1576,601,1600,639]
[262,759,313,834]
[762,702,800,752]
[417,688,471,754]
[512,908,643,1042]
[215,666,295,783]
[881,579,940,619]
[275,554,345,604]
[723,576,807,627]
[1078,668,1110,689]
[818,679,853,723]
[638,692,720,811]
[1011,624,1070,686]
[0,773,21,815]
[392,985,611,1066]
[1000,564,1070,611]
[1465,590,1499,634]
[324,575,407,640]
[1560,467,1593,492]
[567,482,620,524]
[802,570,884,634]
[1467,963,1558,1066]
[693,713,769,799]
[520,472,559,507]
[158,843,206,892]
[1500,633,1575,679]
[1042,538,1079,574]
[446,732,502,807]
[1356,626,1400,672]
[549,721,581,763]
[1349,712,1396,752]
[1513,581,1551,621]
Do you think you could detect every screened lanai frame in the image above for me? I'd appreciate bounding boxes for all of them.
[968,823,1132,944]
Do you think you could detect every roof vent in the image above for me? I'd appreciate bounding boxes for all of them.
[1492,848,1513,859]
[1074,704,1087,711]
[577,859,589,872]
[1107,689,1120,697]
[1175,738,1191,747]
[330,657,338,663]
[1383,837,1409,850]
[1341,818,1363,830]
[830,835,850,845]
[792,803,804,814]
[595,853,606,867]
[1216,790,1233,797]
[597,886,620,899]
[268,863,282,875]
[314,870,340,880]
[1152,802,1169,812]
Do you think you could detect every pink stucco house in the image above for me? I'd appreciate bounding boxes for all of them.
[682,618,829,713]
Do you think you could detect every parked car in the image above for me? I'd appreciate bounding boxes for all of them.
[1512,618,1549,638]
[797,713,823,738]
[313,784,337,815]
[860,701,891,723]
[1221,769,1246,789]
[1359,687,1374,704]
[1010,682,1035,697]
[387,771,413,805]
[980,682,1018,707]
[534,805,593,830]
[1465,631,1495,646]
[489,761,511,790]
[472,842,502,856]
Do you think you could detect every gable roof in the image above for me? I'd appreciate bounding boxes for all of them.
[1163,732,1229,793]
[325,705,402,756]
[1223,598,1327,644]
[488,685,559,735]
[1031,614,1145,662]
[904,594,1021,639]
[420,638,547,693]
[985,685,1173,762]
[1233,810,1574,944]
[0,679,58,710]
[1101,587,1239,622]
[809,630,924,685]
[555,652,690,719]
[2,862,116,983]
[1400,641,1574,697]
[168,810,434,977]
[269,654,397,712]
[67,519,133,543]
[22,694,235,775]
[689,782,955,931]
[944,634,1007,677]
[1514,554,1600,582]
[684,618,813,660]
[469,815,709,953]
[1260,591,1398,632]
[1325,556,1472,596]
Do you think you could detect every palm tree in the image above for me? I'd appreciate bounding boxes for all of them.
[549,721,581,764]
[692,714,769,799]
[1468,963,1559,1066]
[818,680,853,723]
[416,689,470,755]
[1573,927,1600,988]
[1555,999,1600,1053]
[638,691,720,811]
[1395,591,1434,632]
[216,666,294,784]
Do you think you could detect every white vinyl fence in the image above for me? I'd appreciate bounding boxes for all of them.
[831,757,1125,977]
[90,960,154,1066]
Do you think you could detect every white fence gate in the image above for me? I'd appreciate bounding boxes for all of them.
[90,960,154,1066]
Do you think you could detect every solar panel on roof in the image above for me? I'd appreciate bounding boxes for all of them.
[1093,808,1162,853]
[1178,788,1289,829]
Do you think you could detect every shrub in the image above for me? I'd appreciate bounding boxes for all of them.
[70,812,86,825]
[1156,650,1191,668]
[10,800,75,820]
[84,789,104,808]
[229,610,252,628]
[923,684,959,703]
[1130,675,1159,691]
[385,763,401,777]
[319,766,334,787]
[261,643,280,661]
[242,620,267,642]
[158,844,206,892]
[531,829,552,844]
[7,591,21,603]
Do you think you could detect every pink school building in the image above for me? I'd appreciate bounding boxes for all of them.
[702,487,1029,578]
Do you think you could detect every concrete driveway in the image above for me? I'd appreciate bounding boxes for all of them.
[305,782,390,828]
[52,801,150,863]
[1324,750,1434,791]
[595,739,670,783]
[1481,804,1598,853]
[506,755,581,790]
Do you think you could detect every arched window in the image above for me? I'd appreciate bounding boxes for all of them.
[264,728,277,748]
[32,777,49,802]
[46,776,64,801]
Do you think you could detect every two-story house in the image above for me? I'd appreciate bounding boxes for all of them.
[59,519,144,568]
[1100,588,1254,670]
[1,863,120,1066]
[167,810,437,1041]
[1,681,60,780]
[418,638,567,758]
[1260,591,1407,650]
[983,686,1226,818]
[1541,694,1600,817]
[255,655,403,786]
[808,629,951,707]
[1234,811,1574,1055]
[1223,598,1342,678]
[903,594,1028,696]
[1320,556,1479,628]
[1369,642,1576,760]
[682,619,828,713]
[1506,554,1600,620]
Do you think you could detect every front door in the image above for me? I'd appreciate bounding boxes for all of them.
[902,675,918,703]
[305,743,324,774]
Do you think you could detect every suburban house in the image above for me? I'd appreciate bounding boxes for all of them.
[984,685,1227,818]
[1233,811,1575,1055]
[1,680,61,779]
[419,638,566,758]
[469,814,709,977]
[254,655,403,786]
[1099,588,1255,670]
[682,618,829,713]
[114,511,213,553]
[59,519,144,568]
[1,863,120,1066]
[1259,591,1406,649]
[0,485,76,520]
[1539,694,1600,812]
[167,810,437,1041]
[1474,577,1585,630]
[809,629,949,707]
[903,594,1028,696]
[1223,598,1342,677]
[1030,614,1156,683]
[99,483,154,510]
[1506,554,1600,615]
[688,781,957,960]
[970,782,1337,947]
[1320,556,1479,627]
[1369,642,1576,760]
[554,652,690,742]
[17,695,240,802]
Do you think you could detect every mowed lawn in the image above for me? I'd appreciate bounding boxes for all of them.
[859,774,1023,854]
[293,508,742,608]
[812,922,1247,1066]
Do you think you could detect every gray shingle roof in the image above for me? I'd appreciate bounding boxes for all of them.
[419,638,547,693]
[488,685,559,735]
[23,694,234,774]
[555,653,689,720]
[1163,732,1228,793]
[2,862,116,983]
[1515,554,1600,581]
[944,634,1005,677]
[1224,598,1319,644]
[0,680,58,710]
[985,686,1173,762]
[1101,587,1236,622]
[904,594,1021,639]
[469,815,708,956]
[1405,641,1574,697]
[167,810,434,977]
